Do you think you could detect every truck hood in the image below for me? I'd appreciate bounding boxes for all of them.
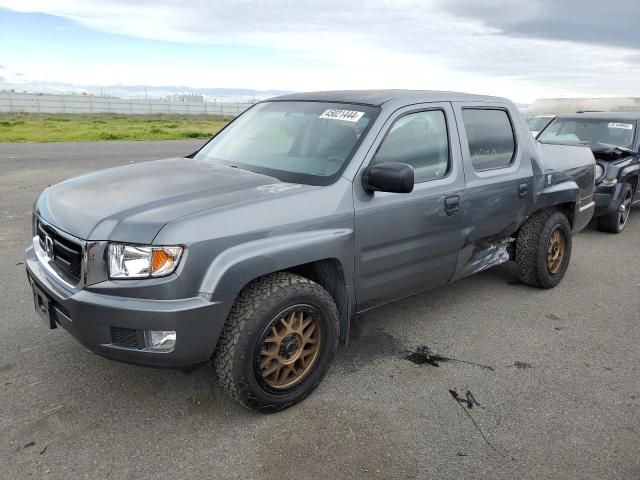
[36,158,303,243]
[587,142,638,162]
[541,140,638,162]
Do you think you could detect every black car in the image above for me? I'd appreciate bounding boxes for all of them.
[538,113,640,233]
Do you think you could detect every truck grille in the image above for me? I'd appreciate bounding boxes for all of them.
[111,327,144,349]
[36,219,84,284]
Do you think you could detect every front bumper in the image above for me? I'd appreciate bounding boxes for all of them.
[594,182,624,217]
[25,244,234,368]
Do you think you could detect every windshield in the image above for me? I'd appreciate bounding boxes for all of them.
[538,117,637,150]
[526,116,553,131]
[194,101,379,185]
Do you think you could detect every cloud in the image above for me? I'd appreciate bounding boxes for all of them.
[0,0,639,101]
[625,54,640,65]
[438,0,640,49]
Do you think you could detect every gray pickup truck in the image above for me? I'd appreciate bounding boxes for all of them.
[26,90,595,412]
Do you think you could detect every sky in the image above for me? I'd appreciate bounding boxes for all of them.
[0,0,639,103]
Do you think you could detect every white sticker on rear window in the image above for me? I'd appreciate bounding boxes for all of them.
[319,109,365,122]
[608,122,633,130]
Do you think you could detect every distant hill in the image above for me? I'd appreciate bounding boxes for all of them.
[0,80,291,102]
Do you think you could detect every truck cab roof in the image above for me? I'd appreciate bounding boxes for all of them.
[270,89,510,108]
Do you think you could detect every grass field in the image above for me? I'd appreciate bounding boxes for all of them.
[0,114,231,142]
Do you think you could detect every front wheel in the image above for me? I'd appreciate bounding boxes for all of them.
[516,210,572,289]
[213,272,339,413]
[597,182,633,234]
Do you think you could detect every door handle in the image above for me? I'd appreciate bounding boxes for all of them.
[444,195,459,216]
[518,182,529,199]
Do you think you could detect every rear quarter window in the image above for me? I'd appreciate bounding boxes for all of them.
[462,109,516,171]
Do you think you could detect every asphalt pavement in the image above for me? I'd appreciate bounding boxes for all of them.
[1,140,639,479]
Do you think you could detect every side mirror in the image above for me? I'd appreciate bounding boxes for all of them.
[363,162,414,193]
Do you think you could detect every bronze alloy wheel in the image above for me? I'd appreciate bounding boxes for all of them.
[546,226,566,275]
[256,305,322,391]
[618,189,633,230]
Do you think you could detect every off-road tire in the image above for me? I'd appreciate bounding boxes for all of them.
[597,182,633,234]
[213,272,339,413]
[516,209,572,289]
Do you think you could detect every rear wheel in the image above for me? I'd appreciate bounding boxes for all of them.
[213,272,339,413]
[598,182,633,234]
[516,210,572,289]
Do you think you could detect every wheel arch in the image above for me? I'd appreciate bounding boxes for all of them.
[283,259,351,344]
[555,202,576,228]
[528,178,586,232]
[521,201,576,233]
[200,230,355,344]
[625,171,639,194]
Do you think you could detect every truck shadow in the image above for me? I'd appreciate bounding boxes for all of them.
[337,261,521,370]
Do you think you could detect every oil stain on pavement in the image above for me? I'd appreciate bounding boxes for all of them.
[403,345,494,371]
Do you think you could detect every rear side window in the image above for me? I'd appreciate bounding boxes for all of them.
[374,110,450,182]
[462,109,516,171]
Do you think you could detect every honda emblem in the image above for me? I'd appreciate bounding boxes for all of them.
[44,235,54,259]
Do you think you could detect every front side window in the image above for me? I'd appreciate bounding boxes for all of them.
[373,110,450,182]
[194,101,378,185]
[538,117,636,150]
[462,109,516,171]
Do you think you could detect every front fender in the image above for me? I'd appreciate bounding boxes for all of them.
[619,163,639,185]
[199,229,354,296]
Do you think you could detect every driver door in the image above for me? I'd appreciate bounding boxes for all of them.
[353,103,466,311]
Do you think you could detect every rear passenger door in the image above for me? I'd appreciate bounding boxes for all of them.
[353,103,466,310]
[451,103,533,280]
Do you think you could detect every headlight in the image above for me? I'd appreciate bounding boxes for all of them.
[108,244,183,279]
[594,164,604,180]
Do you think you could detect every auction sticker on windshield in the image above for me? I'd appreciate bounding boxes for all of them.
[319,109,365,122]
[608,122,633,130]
